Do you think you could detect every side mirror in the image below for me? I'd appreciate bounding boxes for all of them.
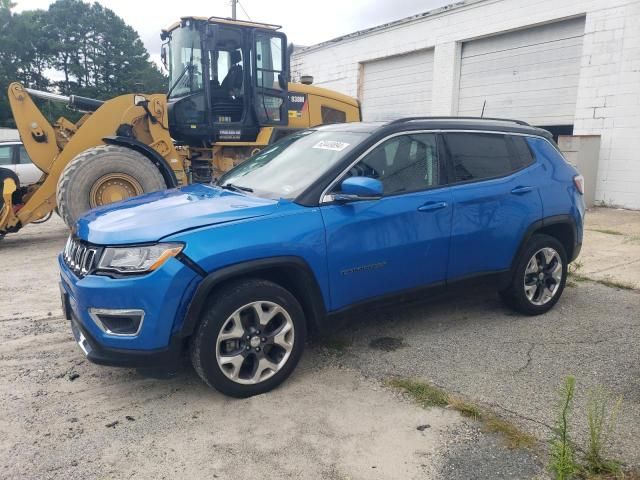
[278,73,287,91]
[334,177,383,202]
[160,45,168,69]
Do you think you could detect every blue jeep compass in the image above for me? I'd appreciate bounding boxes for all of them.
[59,117,585,397]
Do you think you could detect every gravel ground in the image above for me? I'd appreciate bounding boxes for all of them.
[0,218,545,479]
[327,279,640,468]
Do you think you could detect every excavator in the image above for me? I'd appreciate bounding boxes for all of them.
[0,16,360,238]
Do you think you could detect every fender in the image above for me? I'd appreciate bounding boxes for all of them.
[179,256,327,338]
[103,136,178,189]
[512,214,580,271]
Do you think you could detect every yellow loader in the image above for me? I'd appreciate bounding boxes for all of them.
[0,16,360,238]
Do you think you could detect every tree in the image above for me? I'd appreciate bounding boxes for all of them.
[0,0,167,128]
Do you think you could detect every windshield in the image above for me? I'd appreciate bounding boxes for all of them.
[218,130,368,199]
[168,26,203,99]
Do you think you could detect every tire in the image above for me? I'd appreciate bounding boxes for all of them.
[500,234,568,315]
[56,145,166,227]
[191,278,307,398]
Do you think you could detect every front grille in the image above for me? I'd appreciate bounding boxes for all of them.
[63,236,99,277]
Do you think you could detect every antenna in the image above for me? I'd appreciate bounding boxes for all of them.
[480,99,486,118]
[231,0,237,19]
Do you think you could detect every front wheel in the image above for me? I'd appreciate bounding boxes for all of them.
[56,145,167,228]
[191,279,307,398]
[500,234,568,315]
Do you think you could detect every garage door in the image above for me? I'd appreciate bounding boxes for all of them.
[458,17,585,126]
[361,49,434,121]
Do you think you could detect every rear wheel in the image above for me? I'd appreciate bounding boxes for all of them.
[191,279,306,398]
[56,145,166,227]
[500,234,567,315]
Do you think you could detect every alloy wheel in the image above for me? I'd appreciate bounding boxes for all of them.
[215,301,295,385]
[523,247,563,306]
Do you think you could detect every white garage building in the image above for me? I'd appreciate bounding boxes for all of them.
[291,0,640,209]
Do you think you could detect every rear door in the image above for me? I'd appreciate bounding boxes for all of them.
[252,30,288,126]
[443,132,543,280]
[321,132,452,310]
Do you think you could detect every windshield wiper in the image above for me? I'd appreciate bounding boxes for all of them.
[219,182,254,193]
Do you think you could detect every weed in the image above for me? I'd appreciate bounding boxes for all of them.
[549,376,578,480]
[387,378,535,450]
[448,397,482,420]
[587,229,624,236]
[595,278,636,291]
[387,378,448,408]
[582,386,623,477]
[483,416,537,449]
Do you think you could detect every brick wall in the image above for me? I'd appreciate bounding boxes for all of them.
[292,0,640,209]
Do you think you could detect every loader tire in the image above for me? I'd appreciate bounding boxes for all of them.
[57,145,167,228]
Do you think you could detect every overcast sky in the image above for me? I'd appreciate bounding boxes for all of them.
[14,0,451,67]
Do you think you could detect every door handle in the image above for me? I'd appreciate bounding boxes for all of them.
[511,186,534,195]
[417,201,448,212]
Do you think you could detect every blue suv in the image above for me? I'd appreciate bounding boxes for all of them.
[59,118,585,397]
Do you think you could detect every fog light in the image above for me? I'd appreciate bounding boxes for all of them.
[88,308,145,336]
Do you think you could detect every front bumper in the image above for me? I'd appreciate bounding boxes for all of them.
[59,253,200,367]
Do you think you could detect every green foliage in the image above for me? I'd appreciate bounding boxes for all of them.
[583,386,623,476]
[0,0,167,127]
[549,376,578,480]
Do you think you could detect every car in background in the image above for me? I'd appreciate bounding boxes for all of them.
[0,141,43,186]
[59,117,585,398]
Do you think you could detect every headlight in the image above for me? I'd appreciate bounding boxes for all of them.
[97,243,183,274]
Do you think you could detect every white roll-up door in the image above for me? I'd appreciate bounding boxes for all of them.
[458,17,585,125]
[361,49,434,121]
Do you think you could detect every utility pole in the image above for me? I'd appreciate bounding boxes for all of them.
[231,0,237,19]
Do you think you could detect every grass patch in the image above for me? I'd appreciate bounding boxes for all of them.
[387,378,448,408]
[484,416,537,449]
[568,269,636,291]
[595,278,636,291]
[387,377,535,449]
[587,229,625,236]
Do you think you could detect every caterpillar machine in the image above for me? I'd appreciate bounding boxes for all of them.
[0,16,360,238]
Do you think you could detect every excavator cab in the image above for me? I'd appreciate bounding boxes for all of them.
[162,17,289,145]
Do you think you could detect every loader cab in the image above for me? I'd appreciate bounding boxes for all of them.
[163,17,289,145]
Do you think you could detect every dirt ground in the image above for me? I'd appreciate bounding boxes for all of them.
[0,208,638,479]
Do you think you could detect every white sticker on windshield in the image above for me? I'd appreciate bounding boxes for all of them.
[312,140,350,152]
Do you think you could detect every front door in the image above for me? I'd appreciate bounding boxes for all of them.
[321,132,452,310]
[252,30,288,126]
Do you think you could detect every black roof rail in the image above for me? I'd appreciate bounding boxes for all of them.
[387,116,531,126]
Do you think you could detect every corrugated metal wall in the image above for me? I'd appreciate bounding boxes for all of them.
[458,17,585,125]
[361,49,434,120]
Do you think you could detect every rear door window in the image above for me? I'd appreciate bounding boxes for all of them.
[0,145,13,165]
[443,133,514,183]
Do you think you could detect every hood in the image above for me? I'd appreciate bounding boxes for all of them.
[76,184,280,245]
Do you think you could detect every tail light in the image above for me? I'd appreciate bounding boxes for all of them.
[573,174,584,195]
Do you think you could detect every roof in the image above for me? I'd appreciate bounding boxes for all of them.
[163,16,281,35]
[296,0,485,55]
[317,117,553,139]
